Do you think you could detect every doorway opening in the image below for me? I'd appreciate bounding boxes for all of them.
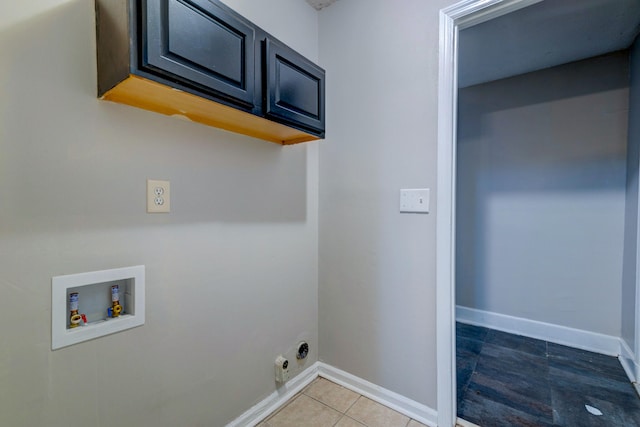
[436,1,640,426]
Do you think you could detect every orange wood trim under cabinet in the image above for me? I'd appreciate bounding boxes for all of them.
[101,75,320,145]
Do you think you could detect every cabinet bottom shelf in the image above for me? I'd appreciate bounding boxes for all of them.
[101,75,320,145]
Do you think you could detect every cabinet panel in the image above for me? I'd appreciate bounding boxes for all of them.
[96,0,324,145]
[143,0,256,108]
[264,39,325,136]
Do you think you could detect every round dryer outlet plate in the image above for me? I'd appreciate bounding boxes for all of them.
[296,341,309,360]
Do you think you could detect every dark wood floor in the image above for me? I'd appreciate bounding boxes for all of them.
[456,322,640,426]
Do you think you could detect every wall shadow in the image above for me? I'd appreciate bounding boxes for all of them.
[0,0,310,236]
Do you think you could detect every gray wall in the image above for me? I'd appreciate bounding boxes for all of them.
[456,52,629,336]
[318,0,457,408]
[0,1,319,426]
[622,38,640,351]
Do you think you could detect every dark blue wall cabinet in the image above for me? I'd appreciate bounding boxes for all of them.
[265,39,325,136]
[144,0,257,109]
[95,0,325,144]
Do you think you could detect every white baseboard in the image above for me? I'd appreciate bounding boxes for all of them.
[229,308,631,427]
[226,362,320,427]
[317,362,438,427]
[620,339,640,384]
[456,305,620,356]
[227,361,439,427]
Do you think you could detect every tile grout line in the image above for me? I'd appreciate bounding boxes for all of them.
[302,380,361,415]
[332,414,366,427]
[303,392,348,415]
[262,385,310,425]
[300,378,367,426]
[343,393,362,414]
[266,376,430,427]
[544,338,555,423]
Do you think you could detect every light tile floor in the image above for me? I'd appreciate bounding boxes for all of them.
[258,377,429,427]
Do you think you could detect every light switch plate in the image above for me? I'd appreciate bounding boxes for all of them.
[400,188,430,213]
[147,179,170,213]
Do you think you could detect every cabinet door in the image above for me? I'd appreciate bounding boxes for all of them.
[142,0,256,109]
[264,39,325,136]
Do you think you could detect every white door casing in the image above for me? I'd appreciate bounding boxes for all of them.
[435,1,544,426]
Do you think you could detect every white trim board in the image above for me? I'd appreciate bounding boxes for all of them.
[226,362,438,427]
[434,1,633,425]
[435,1,544,425]
[456,305,620,356]
[317,363,438,427]
[620,338,640,384]
[456,307,640,397]
[226,363,320,427]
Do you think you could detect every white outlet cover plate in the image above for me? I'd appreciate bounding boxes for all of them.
[400,188,430,213]
[147,179,170,213]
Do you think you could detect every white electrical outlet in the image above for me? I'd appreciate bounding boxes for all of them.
[147,180,170,213]
[275,355,289,383]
